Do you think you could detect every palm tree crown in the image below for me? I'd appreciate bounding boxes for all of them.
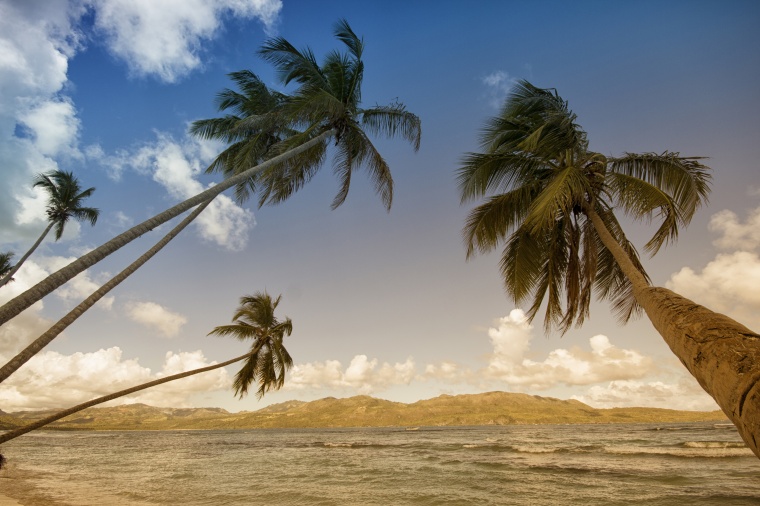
[208,291,293,399]
[189,70,299,205]
[34,170,99,240]
[0,170,99,288]
[193,19,421,211]
[458,80,711,333]
[0,252,13,280]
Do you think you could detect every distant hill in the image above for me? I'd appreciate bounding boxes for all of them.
[5,392,727,432]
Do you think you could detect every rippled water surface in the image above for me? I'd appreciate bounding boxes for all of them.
[2,423,759,505]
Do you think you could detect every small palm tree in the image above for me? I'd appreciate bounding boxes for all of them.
[0,170,99,288]
[459,80,760,457]
[0,291,293,447]
[0,252,14,282]
[208,291,293,399]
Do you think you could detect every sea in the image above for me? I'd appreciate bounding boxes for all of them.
[1,422,758,505]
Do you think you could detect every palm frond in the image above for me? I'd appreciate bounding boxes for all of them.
[463,185,538,258]
[360,104,421,151]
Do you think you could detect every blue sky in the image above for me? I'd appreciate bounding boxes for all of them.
[1,0,759,413]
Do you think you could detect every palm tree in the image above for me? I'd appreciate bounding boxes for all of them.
[0,291,293,446]
[207,291,293,398]
[0,252,14,281]
[458,80,760,458]
[0,170,99,288]
[0,19,420,331]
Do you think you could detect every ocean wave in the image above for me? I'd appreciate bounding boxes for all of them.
[682,441,747,449]
[604,444,752,458]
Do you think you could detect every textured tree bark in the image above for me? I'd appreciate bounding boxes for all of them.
[585,207,760,458]
[638,287,760,458]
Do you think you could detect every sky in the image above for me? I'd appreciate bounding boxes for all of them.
[0,0,759,414]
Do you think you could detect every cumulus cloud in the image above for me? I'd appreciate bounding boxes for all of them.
[667,206,760,330]
[573,378,718,411]
[87,133,254,251]
[0,1,84,243]
[287,355,416,395]
[91,0,282,82]
[0,347,231,411]
[708,207,760,251]
[16,97,82,159]
[125,301,187,337]
[481,310,653,389]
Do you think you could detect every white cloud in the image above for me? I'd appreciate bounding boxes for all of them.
[573,378,718,411]
[88,133,254,251]
[482,310,653,389]
[287,355,416,394]
[91,0,282,82]
[125,301,187,337]
[0,1,84,243]
[708,207,760,251]
[667,251,760,330]
[667,206,760,331]
[16,97,82,159]
[0,347,231,411]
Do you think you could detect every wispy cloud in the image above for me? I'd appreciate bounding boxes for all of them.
[482,70,517,109]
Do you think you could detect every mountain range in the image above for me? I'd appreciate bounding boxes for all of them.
[0,392,727,432]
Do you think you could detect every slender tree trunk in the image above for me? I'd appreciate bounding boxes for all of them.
[0,200,212,384]
[0,130,335,327]
[0,349,257,445]
[586,207,760,458]
[0,222,54,288]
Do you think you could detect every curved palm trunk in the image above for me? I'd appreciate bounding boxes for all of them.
[0,200,212,384]
[0,222,54,288]
[0,348,260,445]
[586,208,760,458]
[0,129,335,327]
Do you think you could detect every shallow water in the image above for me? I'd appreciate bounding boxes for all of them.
[1,423,759,505]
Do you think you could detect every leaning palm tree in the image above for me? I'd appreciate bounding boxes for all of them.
[207,291,293,398]
[0,170,99,288]
[0,19,420,333]
[458,80,760,458]
[0,291,292,447]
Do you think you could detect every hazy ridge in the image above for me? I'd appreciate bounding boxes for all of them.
[2,392,726,431]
